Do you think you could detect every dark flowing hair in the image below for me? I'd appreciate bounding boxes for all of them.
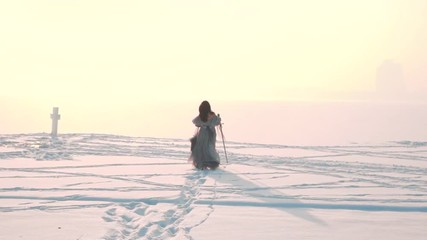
[199,100,212,122]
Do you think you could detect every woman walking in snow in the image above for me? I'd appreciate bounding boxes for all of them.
[190,100,221,170]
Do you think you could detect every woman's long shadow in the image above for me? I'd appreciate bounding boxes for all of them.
[206,166,327,226]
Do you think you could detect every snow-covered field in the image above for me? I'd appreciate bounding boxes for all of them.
[1,133,426,239]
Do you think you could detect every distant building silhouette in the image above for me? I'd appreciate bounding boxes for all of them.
[376,60,405,98]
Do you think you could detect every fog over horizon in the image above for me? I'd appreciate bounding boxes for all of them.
[2,58,427,144]
[1,97,426,146]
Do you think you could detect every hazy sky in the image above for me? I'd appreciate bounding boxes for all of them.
[1,1,427,138]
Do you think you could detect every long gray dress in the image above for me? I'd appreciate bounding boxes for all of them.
[190,115,221,169]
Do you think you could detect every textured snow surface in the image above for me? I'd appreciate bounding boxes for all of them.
[0,133,426,239]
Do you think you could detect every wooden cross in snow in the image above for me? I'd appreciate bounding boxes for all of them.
[51,107,60,137]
